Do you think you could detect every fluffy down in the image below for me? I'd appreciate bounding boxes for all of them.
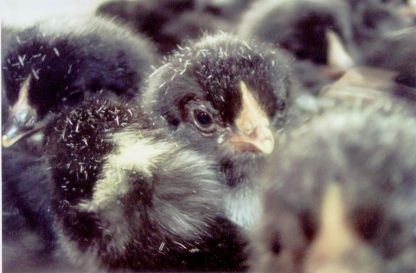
[45,99,247,272]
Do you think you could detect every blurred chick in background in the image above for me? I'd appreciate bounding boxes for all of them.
[345,0,414,48]
[239,0,354,68]
[96,0,245,54]
[363,27,416,102]
[253,109,416,273]
[238,0,356,95]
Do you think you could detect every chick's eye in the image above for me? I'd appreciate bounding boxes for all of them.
[195,110,212,126]
[192,109,215,132]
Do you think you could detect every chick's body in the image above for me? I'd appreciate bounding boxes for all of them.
[45,99,247,272]
[142,33,293,230]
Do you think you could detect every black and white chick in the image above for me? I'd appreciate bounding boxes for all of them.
[1,16,156,255]
[238,0,356,95]
[2,16,157,148]
[44,99,247,272]
[141,33,293,231]
[252,109,416,273]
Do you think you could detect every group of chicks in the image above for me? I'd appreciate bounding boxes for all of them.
[2,0,416,272]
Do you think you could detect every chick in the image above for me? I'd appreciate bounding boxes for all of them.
[202,0,254,22]
[142,33,293,230]
[1,16,157,256]
[160,10,231,53]
[97,0,231,54]
[1,16,157,148]
[239,0,354,66]
[44,99,247,272]
[253,109,416,273]
[238,0,355,95]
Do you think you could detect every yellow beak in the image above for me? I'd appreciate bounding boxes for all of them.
[226,81,275,154]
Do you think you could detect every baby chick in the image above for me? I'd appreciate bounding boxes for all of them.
[97,0,231,55]
[239,0,354,67]
[2,16,157,148]
[142,33,293,230]
[238,0,355,95]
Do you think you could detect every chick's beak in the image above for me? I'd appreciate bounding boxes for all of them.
[326,30,355,72]
[304,184,380,273]
[2,108,39,148]
[226,82,275,154]
[227,124,275,154]
[2,75,41,148]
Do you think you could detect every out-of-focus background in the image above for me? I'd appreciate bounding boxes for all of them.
[1,0,107,27]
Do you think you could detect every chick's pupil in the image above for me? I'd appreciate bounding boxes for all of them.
[195,110,212,127]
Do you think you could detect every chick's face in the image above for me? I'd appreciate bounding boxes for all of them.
[181,81,278,156]
[145,35,291,159]
[2,37,83,148]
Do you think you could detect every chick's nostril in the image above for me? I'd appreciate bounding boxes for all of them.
[11,108,37,129]
[253,126,273,141]
[25,116,37,128]
[243,124,255,136]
